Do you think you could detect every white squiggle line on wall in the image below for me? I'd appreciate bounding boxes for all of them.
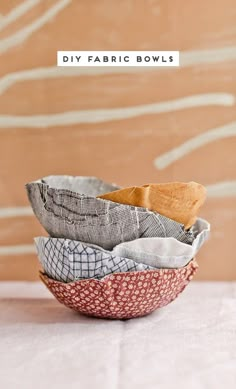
[0,206,33,218]
[0,46,236,95]
[181,46,236,67]
[0,0,71,54]
[206,181,236,197]
[0,0,40,32]
[0,244,35,255]
[0,93,234,128]
[154,121,236,169]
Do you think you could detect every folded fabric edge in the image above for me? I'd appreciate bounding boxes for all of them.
[39,259,198,285]
[34,217,210,264]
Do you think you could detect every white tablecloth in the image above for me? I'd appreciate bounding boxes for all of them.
[0,281,236,389]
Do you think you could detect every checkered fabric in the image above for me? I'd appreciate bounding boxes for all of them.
[35,237,154,283]
[27,176,194,250]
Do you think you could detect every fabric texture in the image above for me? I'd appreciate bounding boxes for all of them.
[35,237,154,282]
[40,259,198,319]
[26,176,195,250]
[35,218,209,280]
[40,175,120,195]
[113,218,210,268]
[98,181,207,229]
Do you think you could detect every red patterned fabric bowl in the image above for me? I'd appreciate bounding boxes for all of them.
[40,259,198,319]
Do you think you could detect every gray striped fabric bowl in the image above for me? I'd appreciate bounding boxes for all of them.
[26,175,194,250]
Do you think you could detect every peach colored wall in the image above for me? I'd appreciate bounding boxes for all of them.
[0,0,235,280]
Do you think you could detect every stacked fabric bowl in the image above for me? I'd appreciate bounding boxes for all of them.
[26,176,210,319]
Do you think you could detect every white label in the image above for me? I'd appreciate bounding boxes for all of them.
[57,51,179,67]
